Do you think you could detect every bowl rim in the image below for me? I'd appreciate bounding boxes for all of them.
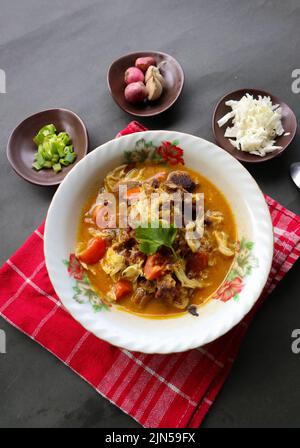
[6,107,89,186]
[107,50,185,117]
[212,87,297,163]
[44,130,274,353]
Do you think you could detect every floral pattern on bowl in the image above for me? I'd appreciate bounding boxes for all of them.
[212,238,258,302]
[123,138,184,165]
[63,255,110,312]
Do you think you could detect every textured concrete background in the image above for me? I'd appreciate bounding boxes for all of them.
[0,0,300,427]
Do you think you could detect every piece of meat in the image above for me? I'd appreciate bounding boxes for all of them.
[155,274,178,300]
[119,244,146,267]
[112,228,135,251]
[137,279,156,293]
[151,178,159,188]
[145,171,167,188]
[166,285,194,310]
[186,251,209,275]
[173,230,193,258]
[131,287,153,308]
[128,248,147,264]
[165,171,196,192]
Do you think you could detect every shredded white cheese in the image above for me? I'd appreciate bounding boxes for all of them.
[217,93,284,156]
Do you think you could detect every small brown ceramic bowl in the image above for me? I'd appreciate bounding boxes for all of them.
[107,51,184,117]
[212,88,297,163]
[7,108,89,186]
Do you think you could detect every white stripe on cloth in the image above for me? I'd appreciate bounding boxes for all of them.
[34,229,44,240]
[147,387,190,428]
[96,351,132,394]
[203,397,213,405]
[122,349,197,407]
[131,350,203,422]
[148,348,216,428]
[196,347,224,368]
[124,353,183,417]
[0,260,45,313]
[5,260,58,305]
[110,361,142,403]
[31,302,61,338]
[65,331,90,365]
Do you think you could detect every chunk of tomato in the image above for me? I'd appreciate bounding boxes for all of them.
[115,279,133,301]
[144,254,167,281]
[78,237,107,264]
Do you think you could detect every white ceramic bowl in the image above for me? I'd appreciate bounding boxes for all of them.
[44,131,273,354]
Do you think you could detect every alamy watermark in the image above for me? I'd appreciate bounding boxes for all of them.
[91,187,205,239]
[291,329,300,354]
[291,69,300,94]
[0,329,6,354]
[0,69,6,93]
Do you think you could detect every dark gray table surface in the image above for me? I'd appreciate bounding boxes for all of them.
[1,0,300,428]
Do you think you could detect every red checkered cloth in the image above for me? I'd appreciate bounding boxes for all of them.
[1,122,300,428]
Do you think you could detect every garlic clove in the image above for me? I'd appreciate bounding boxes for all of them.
[145,66,155,83]
[145,65,164,86]
[146,76,163,101]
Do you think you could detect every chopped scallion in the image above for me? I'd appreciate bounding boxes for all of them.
[32,124,77,173]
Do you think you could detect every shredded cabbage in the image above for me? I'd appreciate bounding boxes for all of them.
[185,222,201,253]
[122,262,143,282]
[213,231,234,257]
[217,94,284,156]
[173,259,207,289]
[101,247,126,279]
